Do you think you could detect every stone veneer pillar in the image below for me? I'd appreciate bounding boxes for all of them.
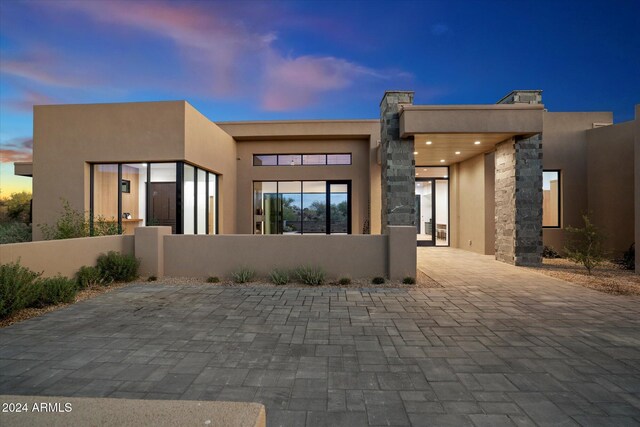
[495,90,543,266]
[380,91,415,234]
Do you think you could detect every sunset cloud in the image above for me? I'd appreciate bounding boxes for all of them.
[0,137,33,163]
[2,89,60,112]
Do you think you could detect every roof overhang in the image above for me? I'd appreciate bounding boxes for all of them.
[216,120,378,141]
[14,162,33,177]
[400,104,543,138]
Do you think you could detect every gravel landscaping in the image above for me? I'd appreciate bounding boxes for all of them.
[527,258,639,296]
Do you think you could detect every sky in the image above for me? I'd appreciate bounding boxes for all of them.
[1,0,639,196]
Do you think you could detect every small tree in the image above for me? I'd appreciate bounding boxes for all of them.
[564,214,606,275]
[39,199,121,240]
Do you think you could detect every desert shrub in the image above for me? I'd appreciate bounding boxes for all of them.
[542,245,562,259]
[338,277,351,286]
[371,277,385,285]
[4,191,31,223]
[97,251,140,282]
[564,214,606,275]
[37,276,77,306]
[147,276,157,282]
[206,276,220,283]
[75,266,106,289]
[0,262,41,318]
[614,243,635,270]
[269,268,290,285]
[39,199,121,240]
[231,267,255,283]
[293,266,325,286]
[0,222,32,244]
[402,276,416,284]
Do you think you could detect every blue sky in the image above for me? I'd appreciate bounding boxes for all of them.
[1,0,639,194]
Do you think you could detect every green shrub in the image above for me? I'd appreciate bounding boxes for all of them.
[206,276,220,283]
[269,268,290,285]
[37,276,77,306]
[0,262,41,318]
[0,222,32,244]
[75,266,105,289]
[564,214,606,275]
[231,267,255,283]
[372,277,385,284]
[614,243,635,270]
[39,199,122,240]
[338,277,351,286]
[97,251,140,282]
[4,191,31,223]
[294,265,325,286]
[402,276,416,284]
[147,276,157,282]
[542,245,562,259]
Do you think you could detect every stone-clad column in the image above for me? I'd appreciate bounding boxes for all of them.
[495,90,543,266]
[495,135,543,265]
[380,91,415,234]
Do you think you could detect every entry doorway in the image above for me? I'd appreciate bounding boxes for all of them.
[415,176,449,247]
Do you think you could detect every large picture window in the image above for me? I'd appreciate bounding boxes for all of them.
[543,170,561,228]
[253,180,351,235]
[91,162,217,235]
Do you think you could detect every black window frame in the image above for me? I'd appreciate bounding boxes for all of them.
[252,153,352,166]
[90,161,218,236]
[542,169,562,229]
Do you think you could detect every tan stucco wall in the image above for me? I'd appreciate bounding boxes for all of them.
[0,235,134,278]
[541,111,613,252]
[400,104,543,137]
[234,139,372,235]
[452,153,488,254]
[32,101,187,240]
[184,104,237,233]
[164,234,387,279]
[586,120,635,256]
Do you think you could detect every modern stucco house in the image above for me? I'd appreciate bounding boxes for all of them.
[14,90,639,269]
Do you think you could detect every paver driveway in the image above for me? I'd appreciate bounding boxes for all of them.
[1,248,639,426]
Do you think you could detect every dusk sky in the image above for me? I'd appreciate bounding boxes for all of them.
[1,0,639,195]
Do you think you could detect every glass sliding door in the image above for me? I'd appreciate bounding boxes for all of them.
[328,182,350,234]
[121,163,147,235]
[208,173,217,234]
[416,180,434,245]
[302,181,326,234]
[435,179,449,246]
[253,180,351,235]
[197,169,207,234]
[92,164,120,234]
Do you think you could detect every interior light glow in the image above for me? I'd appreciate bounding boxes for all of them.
[413,151,418,155]
[426,141,432,145]
[455,151,461,155]
[474,141,481,145]
[440,159,445,163]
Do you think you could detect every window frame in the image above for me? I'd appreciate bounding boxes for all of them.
[252,153,352,166]
[542,169,562,229]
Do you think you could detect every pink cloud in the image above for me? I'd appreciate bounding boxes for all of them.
[3,89,60,112]
[0,47,92,88]
[262,55,379,111]
[0,138,33,163]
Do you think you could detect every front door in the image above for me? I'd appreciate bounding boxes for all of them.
[149,182,177,233]
[415,178,449,246]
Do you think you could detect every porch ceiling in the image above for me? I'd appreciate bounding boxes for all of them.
[413,133,514,166]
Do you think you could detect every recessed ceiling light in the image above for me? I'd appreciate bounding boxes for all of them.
[455,151,461,155]
[426,141,432,145]
[413,151,418,155]
[474,141,481,145]
[440,159,445,163]
[423,168,427,171]
[444,175,448,178]
[416,173,419,175]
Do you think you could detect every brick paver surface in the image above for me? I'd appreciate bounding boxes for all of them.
[1,248,639,426]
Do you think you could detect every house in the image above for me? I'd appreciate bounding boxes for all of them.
[14,90,639,269]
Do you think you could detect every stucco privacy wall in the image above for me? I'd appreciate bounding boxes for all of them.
[586,120,635,256]
[0,235,134,278]
[32,101,187,241]
[157,226,415,280]
[541,112,613,252]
